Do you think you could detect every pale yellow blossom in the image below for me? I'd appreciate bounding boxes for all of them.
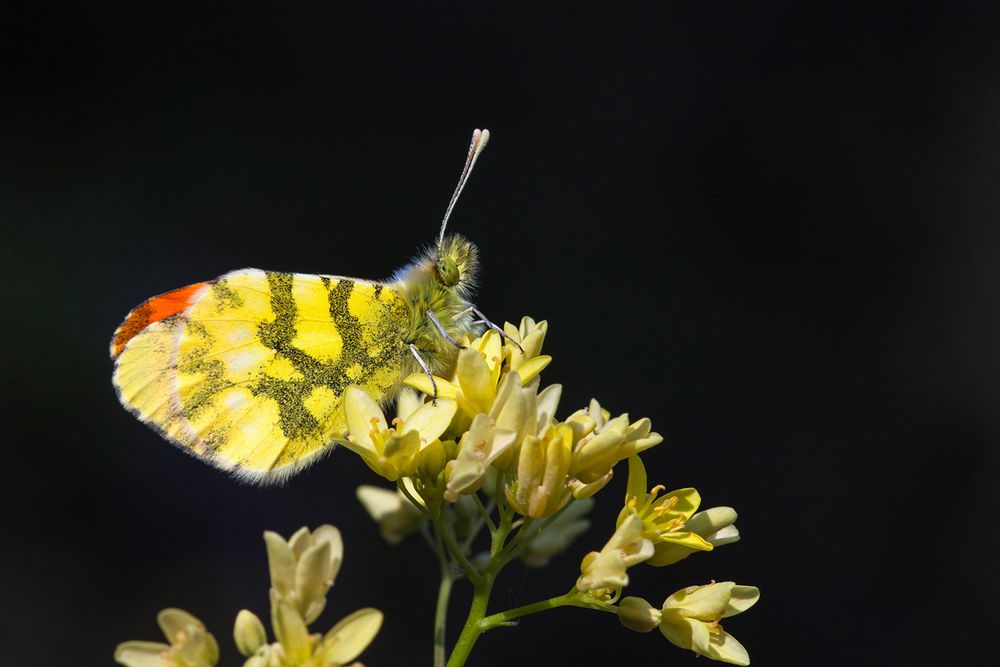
[652,506,740,566]
[114,608,219,667]
[445,413,517,501]
[263,601,382,667]
[575,512,654,594]
[659,582,759,665]
[342,385,456,481]
[619,456,714,566]
[404,330,551,420]
[506,423,573,517]
[567,399,662,484]
[264,525,343,624]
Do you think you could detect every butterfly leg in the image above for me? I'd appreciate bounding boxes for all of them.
[470,307,525,353]
[409,343,439,404]
[426,310,466,349]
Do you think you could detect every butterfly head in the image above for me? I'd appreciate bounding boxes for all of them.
[434,233,479,292]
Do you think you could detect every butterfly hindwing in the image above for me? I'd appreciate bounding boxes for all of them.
[112,269,411,482]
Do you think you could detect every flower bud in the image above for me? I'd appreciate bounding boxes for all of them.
[234,609,267,656]
[618,596,663,633]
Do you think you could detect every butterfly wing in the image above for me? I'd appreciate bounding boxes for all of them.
[111,269,411,482]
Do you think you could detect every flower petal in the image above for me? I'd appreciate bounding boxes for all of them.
[174,624,219,666]
[403,373,459,399]
[402,398,457,444]
[457,347,494,412]
[320,608,384,664]
[262,532,296,597]
[344,386,386,452]
[516,355,551,384]
[156,608,204,644]
[113,641,171,667]
[666,582,735,621]
[272,601,311,664]
[723,586,760,618]
[707,629,751,666]
[535,383,562,432]
[287,526,312,559]
[311,525,344,583]
[686,507,738,536]
[295,540,332,623]
[624,455,648,505]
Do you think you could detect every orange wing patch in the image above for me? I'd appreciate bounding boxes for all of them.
[111,282,212,358]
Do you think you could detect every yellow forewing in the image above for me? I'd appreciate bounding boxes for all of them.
[112,268,410,482]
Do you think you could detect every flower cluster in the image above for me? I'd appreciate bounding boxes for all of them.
[344,317,760,665]
[346,319,662,517]
[116,316,757,667]
[115,525,381,667]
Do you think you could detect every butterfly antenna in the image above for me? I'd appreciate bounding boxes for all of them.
[438,128,490,249]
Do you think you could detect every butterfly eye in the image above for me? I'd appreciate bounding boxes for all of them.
[435,257,460,287]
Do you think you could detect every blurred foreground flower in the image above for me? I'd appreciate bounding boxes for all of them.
[265,525,343,624]
[116,525,381,667]
[357,483,426,544]
[241,601,381,667]
[115,609,219,667]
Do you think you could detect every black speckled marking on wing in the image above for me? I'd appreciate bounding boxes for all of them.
[241,273,406,467]
[178,321,228,422]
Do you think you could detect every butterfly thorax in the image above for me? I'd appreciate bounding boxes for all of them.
[393,234,483,376]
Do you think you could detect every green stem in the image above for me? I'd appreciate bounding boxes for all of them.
[445,573,495,667]
[434,567,454,667]
[479,592,574,629]
[446,485,515,667]
[470,493,497,535]
[480,591,616,630]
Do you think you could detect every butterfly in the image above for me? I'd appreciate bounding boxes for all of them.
[111,129,517,483]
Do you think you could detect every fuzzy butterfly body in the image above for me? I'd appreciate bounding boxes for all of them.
[111,130,493,483]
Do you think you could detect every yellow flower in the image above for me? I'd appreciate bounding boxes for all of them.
[505,422,573,517]
[487,371,562,472]
[502,316,549,378]
[521,497,594,567]
[618,456,714,566]
[659,582,759,666]
[114,608,219,667]
[404,330,552,420]
[445,413,517,501]
[356,483,426,545]
[343,385,456,481]
[652,506,740,566]
[567,399,662,484]
[575,512,654,594]
[265,600,383,667]
[264,525,343,625]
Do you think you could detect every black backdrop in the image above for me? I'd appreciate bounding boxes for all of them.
[5,3,999,665]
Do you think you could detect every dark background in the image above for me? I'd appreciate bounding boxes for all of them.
[4,2,999,665]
